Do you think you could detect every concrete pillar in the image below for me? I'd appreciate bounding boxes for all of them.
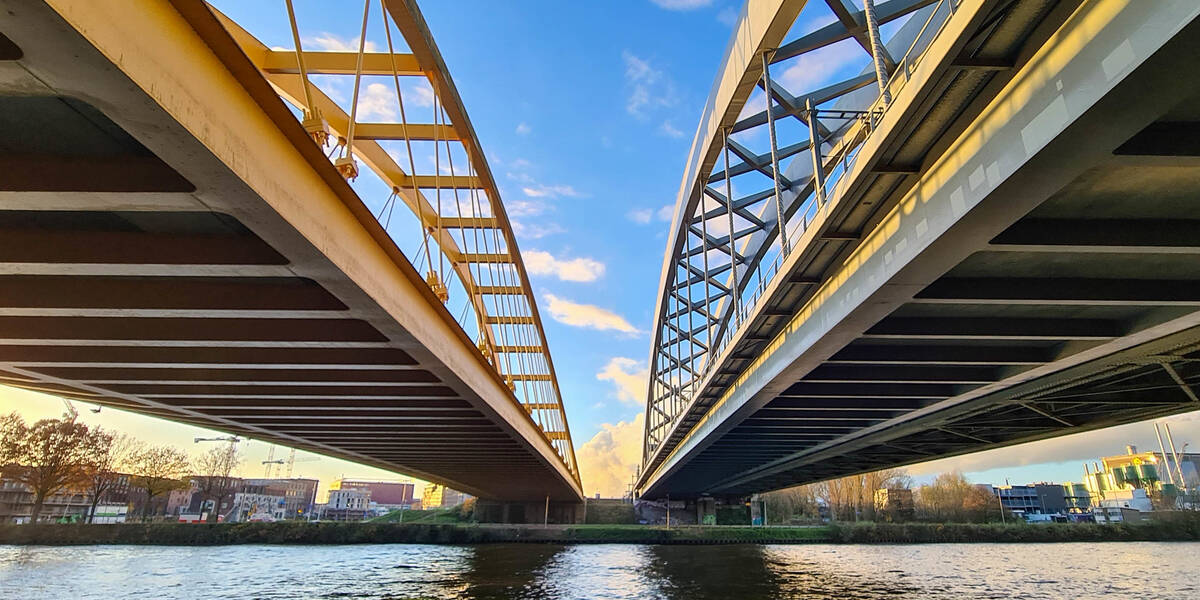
[750,493,766,526]
[697,496,717,526]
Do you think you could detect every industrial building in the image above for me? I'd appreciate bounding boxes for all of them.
[422,484,469,510]
[990,484,1068,516]
[329,479,416,511]
[322,488,370,522]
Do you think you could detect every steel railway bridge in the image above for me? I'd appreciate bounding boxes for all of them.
[640,0,1200,499]
[0,0,582,513]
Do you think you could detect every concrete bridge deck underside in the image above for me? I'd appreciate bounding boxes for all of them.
[641,0,1200,498]
[0,0,582,503]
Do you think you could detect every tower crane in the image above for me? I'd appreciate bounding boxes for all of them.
[261,447,319,478]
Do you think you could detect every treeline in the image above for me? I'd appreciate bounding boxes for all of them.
[765,469,1007,524]
[0,412,240,522]
[5,513,1200,545]
[825,512,1200,543]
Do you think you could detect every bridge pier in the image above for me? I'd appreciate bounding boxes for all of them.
[474,499,583,524]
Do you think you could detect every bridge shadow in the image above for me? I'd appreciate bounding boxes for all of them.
[455,543,566,599]
[640,544,784,598]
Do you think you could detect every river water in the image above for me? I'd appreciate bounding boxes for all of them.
[1,542,1197,599]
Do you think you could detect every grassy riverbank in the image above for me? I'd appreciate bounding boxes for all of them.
[3,515,1200,546]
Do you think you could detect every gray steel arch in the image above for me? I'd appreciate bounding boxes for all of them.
[642,0,950,480]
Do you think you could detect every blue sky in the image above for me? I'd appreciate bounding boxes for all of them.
[3,0,1199,498]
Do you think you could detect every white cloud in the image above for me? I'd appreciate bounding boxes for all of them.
[507,198,549,217]
[779,40,867,94]
[524,251,605,282]
[516,122,531,135]
[716,6,739,26]
[628,204,674,225]
[409,84,435,108]
[577,413,645,498]
[542,294,639,334]
[512,221,565,240]
[623,51,679,118]
[307,33,378,53]
[523,183,582,199]
[650,0,713,9]
[906,412,1200,481]
[659,120,685,138]
[627,208,653,225]
[355,83,398,121]
[597,357,648,405]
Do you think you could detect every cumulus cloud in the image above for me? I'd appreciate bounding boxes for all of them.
[623,51,679,117]
[506,198,549,217]
[512,221,565,240]
[355,83,398,121]
[523,183,582,199]
[906,412,1200,480]
[523,250,605,282]
[627,204,674,225]
[597,357,648,405]
[307,33,378,53]
[659,120,685,138]
[779,40,867,94]
[650,0,713,9]
[627,208,653,225]
[577,413,645,498]
[542,294,639,334]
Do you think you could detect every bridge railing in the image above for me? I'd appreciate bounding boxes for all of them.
[644,0,960,465]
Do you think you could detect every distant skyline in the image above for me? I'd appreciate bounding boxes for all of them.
[3,0,1199,498]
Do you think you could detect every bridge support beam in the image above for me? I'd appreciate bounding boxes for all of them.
[474,500,583,524]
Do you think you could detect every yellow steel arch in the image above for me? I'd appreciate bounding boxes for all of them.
[212,1,578,483]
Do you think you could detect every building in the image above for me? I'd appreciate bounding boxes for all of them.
[1071,444,1194,510]
[0,473,92,523]
[873,488,914,522]
[989,483,1066,516]
[243,478,319,519]
[90,504,128,524]
[1061,482,1091,511]
[165,485,196,517]
[421,484,468,510]
[323,487,370,521]
[330,479,415,510]
[227,491,286,522]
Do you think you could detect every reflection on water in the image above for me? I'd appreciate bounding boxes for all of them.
[1,541,1197,599]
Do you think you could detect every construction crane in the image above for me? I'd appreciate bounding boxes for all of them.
[194,436,241,444]
[60,399,78,422]
[261,447,319,479]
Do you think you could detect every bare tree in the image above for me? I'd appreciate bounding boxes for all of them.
[82,433,140,523]
[767,467,910,523]
[915,470,1002,522]
[128,445,191,520]
[193,443,242,523]
[0,413,109,522]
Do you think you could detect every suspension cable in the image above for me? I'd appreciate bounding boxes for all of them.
[379,0,434,275]
[334,0,370,180]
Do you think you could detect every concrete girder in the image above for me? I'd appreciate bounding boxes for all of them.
[640,0,1200,497]
[0,0,581,500]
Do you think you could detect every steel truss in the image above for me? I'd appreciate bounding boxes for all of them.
[644,0,954,468]
[214,1,577,481]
